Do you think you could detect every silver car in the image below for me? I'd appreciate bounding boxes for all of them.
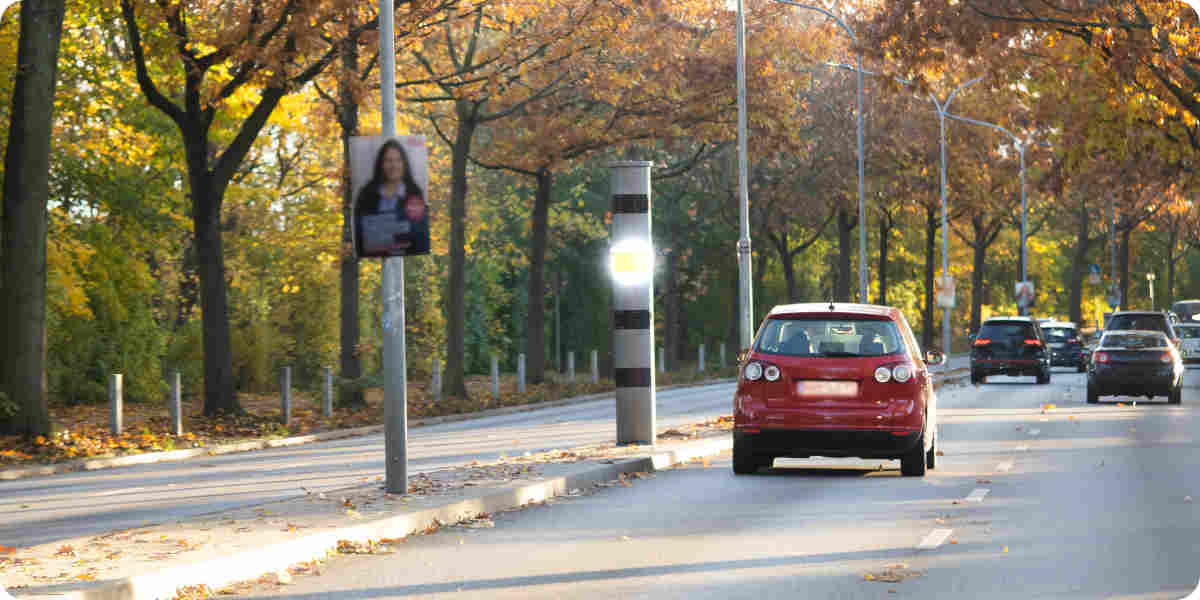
[1177,323,1200,364]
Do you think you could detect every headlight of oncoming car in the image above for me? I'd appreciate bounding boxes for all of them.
[874,366,892,383]
[744,361,763,381]
[892,364,913,383]
[764,365,781,381]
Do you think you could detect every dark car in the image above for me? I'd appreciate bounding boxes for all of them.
[1170,300,1200,323]
[732,303,947,477]
[1104,311,1180,348]
[969,317,1051,384]
[1041,321,1086,372]
[1176,323,1200,364]
[1087,330,1183,404]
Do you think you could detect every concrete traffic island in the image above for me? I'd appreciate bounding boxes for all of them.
[3,422,735,600]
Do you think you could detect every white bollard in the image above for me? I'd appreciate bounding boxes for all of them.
[591,350,599,384]
[517,353,526,394]
[699,344,706,373]
[323,367,333,417]
[109,374,123,435]
[720,343,727,369]
[611,161,656,445]
[170,371,182,436]
[281,366,292,426]
[491,355,500,398]
[432,357,442,403]
[568,351,576,382]
[658,348,665,373]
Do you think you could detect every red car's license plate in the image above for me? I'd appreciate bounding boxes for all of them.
[796,381,858,397]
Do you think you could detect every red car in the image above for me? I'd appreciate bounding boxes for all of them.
[733,303,947,476]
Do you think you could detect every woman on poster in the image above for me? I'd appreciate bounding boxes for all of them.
[354,140,429,257]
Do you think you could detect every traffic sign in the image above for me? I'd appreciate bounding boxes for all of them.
[1015,281,1034,309]
[935,276,955,309]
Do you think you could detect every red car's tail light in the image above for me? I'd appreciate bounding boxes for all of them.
[764,364,781,381]
[744,361,763,381]
[874,366,892,383]
[891,364,913,383]
[973,338,991,346]
[1094,352,1109,363]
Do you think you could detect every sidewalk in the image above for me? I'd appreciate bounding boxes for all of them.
[3,419,734,600]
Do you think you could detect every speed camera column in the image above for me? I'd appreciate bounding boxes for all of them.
[609,161,655,446]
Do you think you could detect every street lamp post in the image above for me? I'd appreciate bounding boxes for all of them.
[943,113,1051,317]
[1148,272,1156,310]
[776,0,868,304]
[735,0,754,348]
[929,79,984,355]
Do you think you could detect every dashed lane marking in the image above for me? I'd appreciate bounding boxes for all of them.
[996,460,1014,472]
[965,488,990,503]
[917,528,954,550]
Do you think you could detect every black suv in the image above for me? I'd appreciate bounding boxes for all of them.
[970,317,1051,385]
[1104,311,1179,347]
[1040,321,1086,372]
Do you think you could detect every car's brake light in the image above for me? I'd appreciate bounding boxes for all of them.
[1024,339,1042,346]
[1095,352,1109,363]
[973,338,991,346]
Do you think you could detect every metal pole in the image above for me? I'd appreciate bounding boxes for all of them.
[170,371,182,436]
[516,354,525,394]
[380,0,407,494]
[109,374,123,435]
[323,367,333,418]
[1112,193,1118,310]
[280,366,291,426]
[736,0,754,349]
[856,53,867,303]
[1019,147,1027,287]
[555,270,562,374]
[490,355,500,398]
[939,110,951,355]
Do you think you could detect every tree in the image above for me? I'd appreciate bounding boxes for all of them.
[116,0,435,415]
[1,0,67,436]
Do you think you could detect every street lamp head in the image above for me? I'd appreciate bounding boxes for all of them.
[1147,272,1156,282]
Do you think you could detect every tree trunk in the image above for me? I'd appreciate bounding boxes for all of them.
[969,228,986,334]
[1067,197,1090,326]
[443,102,476,400]
[337,43,363,408]
[1119,226,1132,311]
[663,249,681,371]
[525,170,552,384]
[0,0,65,436]
[878,212,890,307]
[835,207,853,302]
[772,233,799,303]
[1166,224,1178,307]
[189,149,239,416]
[922,206,937,349]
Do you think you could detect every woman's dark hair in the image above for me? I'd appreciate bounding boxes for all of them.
[371,139,425,200]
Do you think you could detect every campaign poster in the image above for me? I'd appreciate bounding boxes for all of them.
[350,135,431,259]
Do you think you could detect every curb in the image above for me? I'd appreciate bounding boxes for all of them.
[0,378,737,482]
[14,438,732,600]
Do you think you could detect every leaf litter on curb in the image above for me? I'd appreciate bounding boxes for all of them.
[863,563,923,583]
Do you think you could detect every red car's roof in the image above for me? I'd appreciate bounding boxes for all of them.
[766,303,900,320]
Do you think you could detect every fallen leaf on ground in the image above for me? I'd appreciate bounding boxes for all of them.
[55,545,75,557]
[1003,546,1009,553]
[977,479,992,484]
[1186,496,1193,503]
[935,450,945,456]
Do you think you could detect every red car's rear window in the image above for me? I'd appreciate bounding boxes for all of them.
[756,318,903,358]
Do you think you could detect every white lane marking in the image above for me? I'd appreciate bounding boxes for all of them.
[996,460,1014,472]
[95,487,146,497]
[1015,444,1029,451]
[917,528,954,550]
[965,488,990,503]
[1027,428,1041,436]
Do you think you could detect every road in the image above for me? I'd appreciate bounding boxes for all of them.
[1,384,743,548]
[230,367,1200,600]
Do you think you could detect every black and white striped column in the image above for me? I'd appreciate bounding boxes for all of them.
[610,161,656,445]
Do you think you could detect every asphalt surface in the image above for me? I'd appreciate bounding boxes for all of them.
[230,366,1200,600]
[1,383,742,548]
